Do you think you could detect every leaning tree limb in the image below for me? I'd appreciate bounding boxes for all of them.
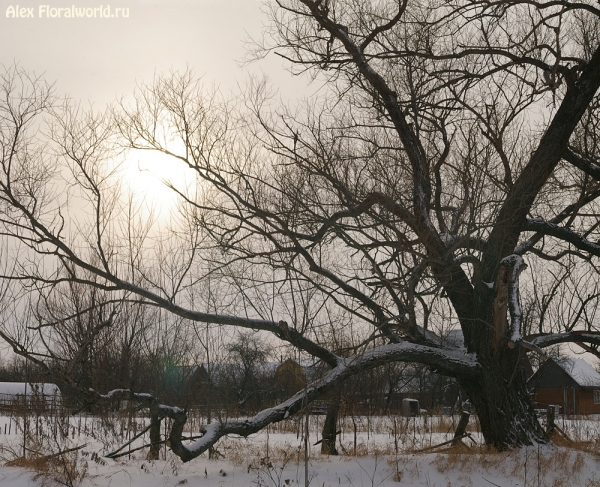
[166,341,480,462]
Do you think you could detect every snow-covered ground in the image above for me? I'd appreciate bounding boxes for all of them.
[2,411,600,486]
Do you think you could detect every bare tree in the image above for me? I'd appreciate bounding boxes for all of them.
[1,0,600,461]
[223,331,273,412]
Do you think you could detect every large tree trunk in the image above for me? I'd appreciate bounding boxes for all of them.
[446,253,549,448]
[460,349,547,448]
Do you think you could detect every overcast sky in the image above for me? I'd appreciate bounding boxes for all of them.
[1,0,319,215]
[0,0,319,360]
[1,0,309,106]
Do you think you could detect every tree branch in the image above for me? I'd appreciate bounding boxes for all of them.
[523,218,600,258]
[563,148,600,181]
[527,331,600,349]
[167,340,481,462]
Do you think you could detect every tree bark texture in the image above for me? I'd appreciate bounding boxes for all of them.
[148,412,161,460]
[320,400,339,455]
[460,360,547,447]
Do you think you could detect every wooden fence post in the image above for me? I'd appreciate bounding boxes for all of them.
[546,405,556,434]
[452,411,470,446]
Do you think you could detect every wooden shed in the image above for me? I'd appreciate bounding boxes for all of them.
[528,358,600,415]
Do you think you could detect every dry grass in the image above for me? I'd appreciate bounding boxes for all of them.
[219,436,302,467]
[1,400,89,487]
[425,445,597,487]
[5,448,88,487]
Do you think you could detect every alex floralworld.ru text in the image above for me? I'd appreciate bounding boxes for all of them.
[6,5,130,18]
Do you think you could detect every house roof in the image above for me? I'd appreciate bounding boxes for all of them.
[444,329,465,348]
[528,358,600,389]
[562,358,600,387]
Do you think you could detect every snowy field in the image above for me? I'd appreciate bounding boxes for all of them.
[2,410,600,486]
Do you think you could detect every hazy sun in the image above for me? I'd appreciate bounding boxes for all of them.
[120,148,193,219]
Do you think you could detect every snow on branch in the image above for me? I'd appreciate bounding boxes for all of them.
[168,341,481,462]
[514,189,600,256]
[493,255,548,358]
[527,331,600,349]
[89,389,185,424]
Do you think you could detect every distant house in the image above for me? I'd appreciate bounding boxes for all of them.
[528,358,600,415]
